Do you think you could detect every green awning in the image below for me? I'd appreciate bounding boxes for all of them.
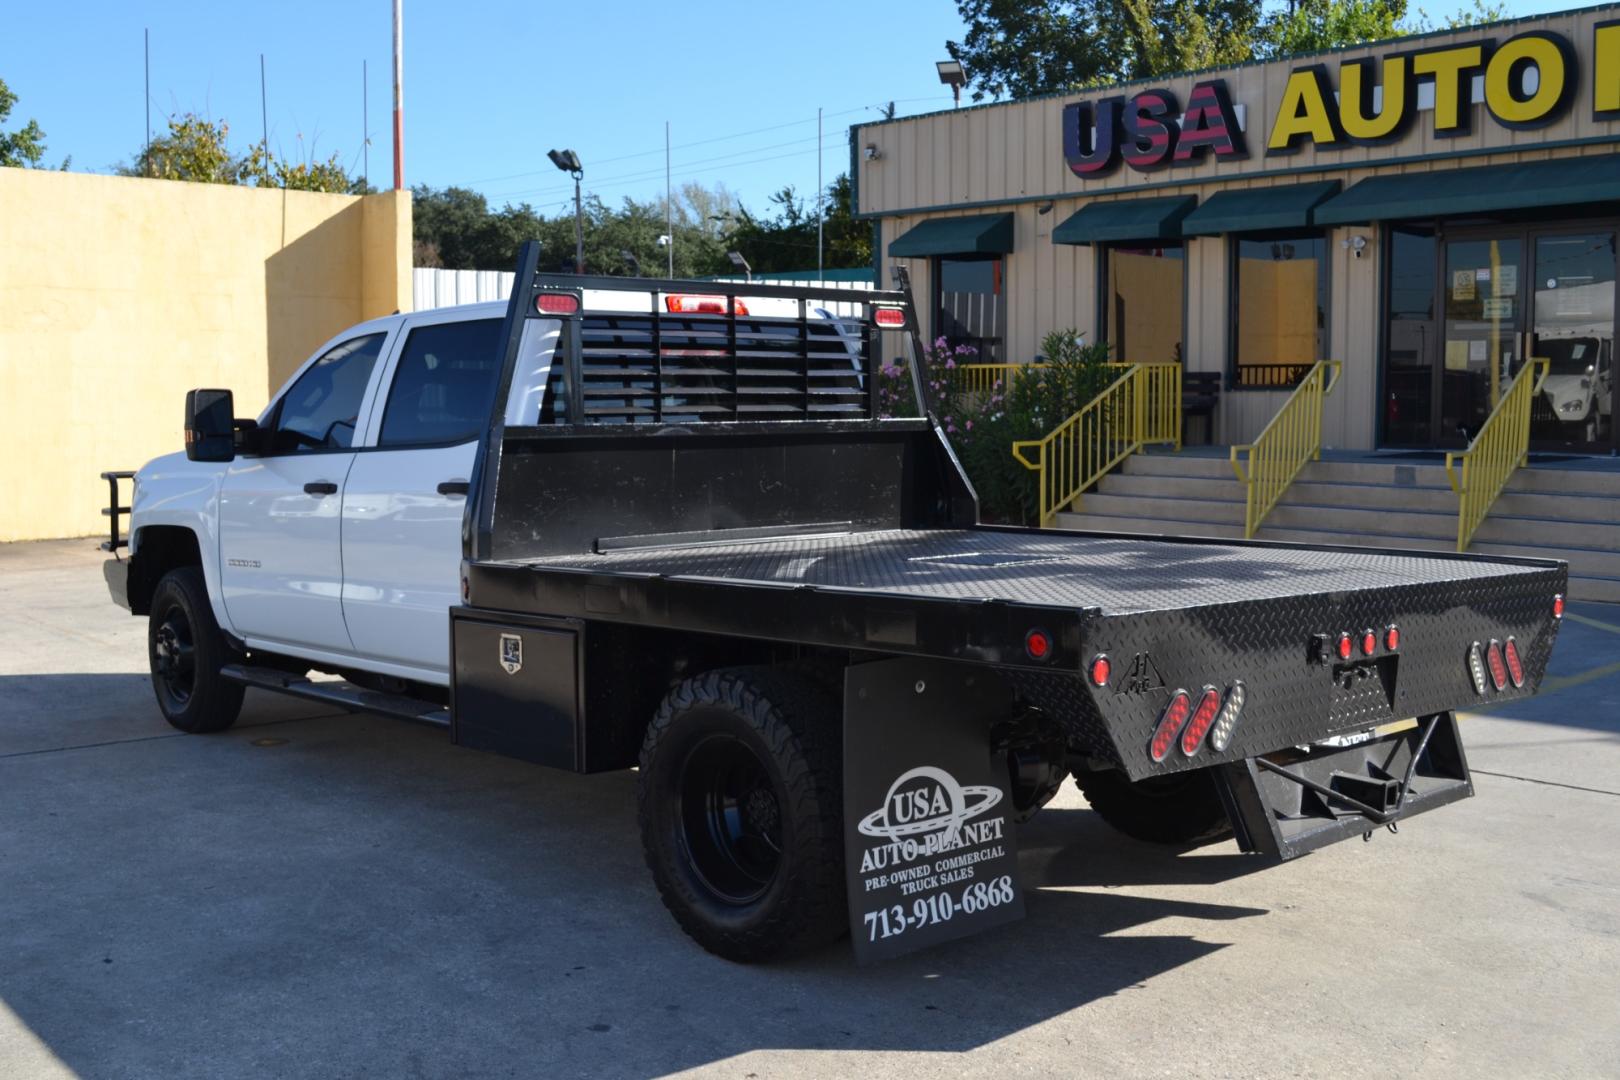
[888,213,1014,257]
[1051,195,1198,245]
[1180,181,1342,236]
[1314,154,1620,226]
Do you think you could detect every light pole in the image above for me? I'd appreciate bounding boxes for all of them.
[548,148,584,273]
[727,250,752,284]
[936,59,966,108]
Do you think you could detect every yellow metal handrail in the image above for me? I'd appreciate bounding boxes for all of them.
[1228,360,1342,538]
[952,362,1047,397]
[1445,358,1549,551]
[1010,363,1182,527]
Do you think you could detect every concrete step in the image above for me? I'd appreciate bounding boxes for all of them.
[1055,509,1620,585]
[1568,576,1620,604]
[1125,450,1620,499]
[1076,492,1244,526]
[1096,473,1620,535]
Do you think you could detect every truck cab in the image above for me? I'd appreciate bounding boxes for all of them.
[116,302,506,688]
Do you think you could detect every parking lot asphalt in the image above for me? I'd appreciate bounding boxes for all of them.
[2,538,1618,1079]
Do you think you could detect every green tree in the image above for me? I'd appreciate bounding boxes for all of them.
[722,174,872,275]
[0,77,66,169]
[1261,0,1406,56]
[948,0,1511,100]
[119,114,257,183]
[945,0,1260,101]
[119,112,359,193]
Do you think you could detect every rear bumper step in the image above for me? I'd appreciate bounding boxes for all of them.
[1214,712,1471,860]
[220,664,450,727]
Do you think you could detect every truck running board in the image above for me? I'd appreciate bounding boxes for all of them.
[220,664,451,728]
[1213,712,1472,860]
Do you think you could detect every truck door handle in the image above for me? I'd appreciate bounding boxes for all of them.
[437,480,470,497]
[303,481,338,496]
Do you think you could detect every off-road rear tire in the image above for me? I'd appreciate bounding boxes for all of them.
[637,667,845,963]
[1072,767,1232,846]
[148,567,245,734]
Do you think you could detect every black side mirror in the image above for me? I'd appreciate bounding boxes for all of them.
[185,388,236,462]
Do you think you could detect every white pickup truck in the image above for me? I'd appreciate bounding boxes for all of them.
[104,289,863,732]
[101,254,1563,964]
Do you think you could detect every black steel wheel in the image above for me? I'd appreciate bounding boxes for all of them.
[147,567,244,734]
[637,667,845,963]
[1071,767,1233,846]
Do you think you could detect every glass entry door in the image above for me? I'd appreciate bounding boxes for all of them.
[1441,236,1524,446]
[1383,222,1617,453]
[1529,231,1616,450]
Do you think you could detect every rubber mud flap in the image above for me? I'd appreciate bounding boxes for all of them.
[843,658,1025,964]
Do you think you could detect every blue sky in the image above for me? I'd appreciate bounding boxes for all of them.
[0,0,1584,215]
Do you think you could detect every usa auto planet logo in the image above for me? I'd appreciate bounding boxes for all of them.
[857,765,1005,874]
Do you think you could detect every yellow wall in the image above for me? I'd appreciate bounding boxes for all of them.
[0,170,411,541]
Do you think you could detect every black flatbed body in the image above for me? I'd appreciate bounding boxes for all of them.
[477,525,1556,615]
[455,253,1565,787]
[464,524,1563,781]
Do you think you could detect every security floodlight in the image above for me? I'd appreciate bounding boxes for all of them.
[936,59,967,107]
[547,148,582,176]
[548,148,585,273]
[727,250,752,283]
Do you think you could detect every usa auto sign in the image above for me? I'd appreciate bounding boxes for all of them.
[1063,22,1620,179]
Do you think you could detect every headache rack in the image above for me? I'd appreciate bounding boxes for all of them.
[503,252,919,427]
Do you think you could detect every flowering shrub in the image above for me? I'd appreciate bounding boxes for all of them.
[876,331,1115,525]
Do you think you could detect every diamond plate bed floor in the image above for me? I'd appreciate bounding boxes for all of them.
[501,528,1558,615]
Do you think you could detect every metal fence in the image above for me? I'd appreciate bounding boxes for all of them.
[414,269,877,318]
[413,268,516,310]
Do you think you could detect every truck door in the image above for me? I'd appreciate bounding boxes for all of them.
[218,332,390,654]
[340,314,506,676]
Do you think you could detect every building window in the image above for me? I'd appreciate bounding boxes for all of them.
[935,255,1003,362]
[1104,244,1184,364]
[1231,233,1327,389]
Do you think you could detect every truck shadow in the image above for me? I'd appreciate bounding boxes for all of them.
[0,686,1270,1077]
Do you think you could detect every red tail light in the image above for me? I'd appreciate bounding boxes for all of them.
[1385,625,1400,651]
[1552,594,1565,619]
[1149,691,1191,763]
[1089,654,1110,687]
[535,292,580,315]
[1485,640,1508,692]
[665,294,749,316]
[1179,687,1222,757]
[1336,632,1353,661]
[1024,628,1052,661]
[1361,629,1377,656]
[1503,637,1525,688]
[873,307,906,327]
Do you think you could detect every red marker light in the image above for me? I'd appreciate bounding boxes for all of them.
[1385,625,1400,651]
[1337,632,1353,661]
[665,294,749,316]
[1361,629,1377,656]
[535,292,580,315]
[1150,691,1192,763]
[1553,594,1565,619]
[873,307,906,327]
[1089,654,1111,687]
[1180,687,1222,757]
[1024,629,1052,661]
[1485,640,1508,692]
[1503,637,1525,688]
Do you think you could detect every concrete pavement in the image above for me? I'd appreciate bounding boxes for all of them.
[2,539,1617,1079]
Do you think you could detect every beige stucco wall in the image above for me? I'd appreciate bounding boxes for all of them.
[858,5,1620,450]
[0,171,411,541]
